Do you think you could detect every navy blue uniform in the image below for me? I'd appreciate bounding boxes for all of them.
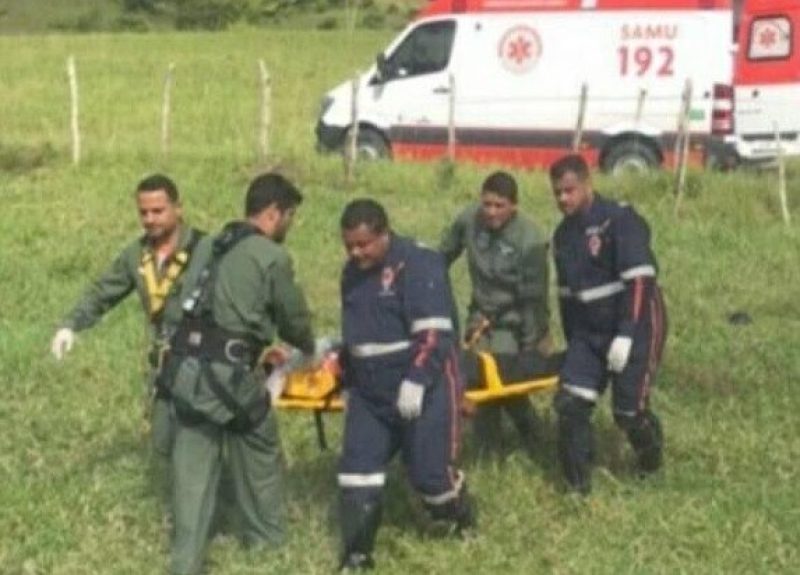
[339,234,463,496]
[553,194,667,492]
[337,235,472,565]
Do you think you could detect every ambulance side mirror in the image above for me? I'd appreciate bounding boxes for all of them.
[374,53,390,84]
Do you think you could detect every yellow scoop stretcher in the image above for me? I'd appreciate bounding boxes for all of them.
[275,351,558,412]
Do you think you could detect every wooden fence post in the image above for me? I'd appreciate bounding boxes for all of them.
[674,79,693,214]
[161,63,175,160]
[344,72,360,183]
[571,83,588,152]
[673,79,692,177]
[447,73,456,161]
[774,122,792,226]
[258,60,271,163]
[67,55,80,165]
[635,88,647,123]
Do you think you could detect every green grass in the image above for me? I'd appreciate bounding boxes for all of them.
[1,28,799,574]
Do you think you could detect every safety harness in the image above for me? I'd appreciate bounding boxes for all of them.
[139,228,204,326]
[160,222,269,433]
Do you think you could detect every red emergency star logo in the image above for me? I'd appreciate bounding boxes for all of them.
[758,26,777,49]
[507,36,532,65]
[498,26,542,74]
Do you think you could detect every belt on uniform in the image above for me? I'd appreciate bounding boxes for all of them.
[169,316,259,367]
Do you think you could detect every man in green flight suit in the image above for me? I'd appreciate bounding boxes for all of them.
[50,173,203,476]
[440,171,551,458]
[161,172,315,575]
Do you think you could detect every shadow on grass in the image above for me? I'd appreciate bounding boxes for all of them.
[0,141,58,174]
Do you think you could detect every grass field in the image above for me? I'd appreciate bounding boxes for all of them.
[1,28,799,574]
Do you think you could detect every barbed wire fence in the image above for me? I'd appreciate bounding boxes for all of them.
[58,57,792,223]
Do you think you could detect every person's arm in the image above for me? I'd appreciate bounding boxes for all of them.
[270,251,315,356]
[402,252,457,389]
[60,247,138,332]
[607,206,658,372]
[517,237,550,350]
[438,210,467,268]
[613,207,658,339]
[552,229,578,342]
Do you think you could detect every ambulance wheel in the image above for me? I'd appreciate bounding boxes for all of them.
[348,127,390,160]
[602,140,660,175]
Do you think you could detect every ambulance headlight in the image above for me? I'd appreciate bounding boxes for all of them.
[319,95,334,118]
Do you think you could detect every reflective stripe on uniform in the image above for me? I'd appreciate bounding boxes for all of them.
[563,383,599,402]
[411,317,453,333]
[558,286,573,298]
[620,265,656,280]
[576,281,625,302]
[350,341,411,358]
[338,473,386,488]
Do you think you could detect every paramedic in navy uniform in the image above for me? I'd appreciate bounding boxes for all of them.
[549,154,667,495]
[335,198,475,571]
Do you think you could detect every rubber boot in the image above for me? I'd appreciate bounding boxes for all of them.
[624,410,664,476]
[555,394,594,495]
[424,481,477,537]
[338,491,382,571]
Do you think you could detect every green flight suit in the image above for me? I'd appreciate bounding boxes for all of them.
[60,224,203,455]
[440,204,550,455]
[166,223,315,575]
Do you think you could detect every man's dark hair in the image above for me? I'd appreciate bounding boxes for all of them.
[245,172,303,217]
[549,154,590,182]
[136,173,179,203]
[340,198,390,234]
[481,171,518,203]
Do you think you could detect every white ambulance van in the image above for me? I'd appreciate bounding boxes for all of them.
[316,0,735,172]
[719,0,800,164]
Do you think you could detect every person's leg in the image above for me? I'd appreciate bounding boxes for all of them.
[553,337,605,494]
[150,394,176,531]
[170,419,223,575]
[337,392,395,570]
[227,409,286,549]
[613,290,668,476]
[405,363,475,533]
[501,396,542,456]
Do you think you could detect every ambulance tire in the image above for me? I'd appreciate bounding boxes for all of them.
[353,127,390,160]
[602,140,660,175]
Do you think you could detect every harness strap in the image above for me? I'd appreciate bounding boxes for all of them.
[200,362,267,433]
[140,228,204,323]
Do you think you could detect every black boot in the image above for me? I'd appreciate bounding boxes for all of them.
[554,392,594,495]
[338,492,382,571]
[623,410,664,476]
[424,479,477,537]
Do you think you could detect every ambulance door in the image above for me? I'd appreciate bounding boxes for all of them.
[734,4,800,158]
[365,19,457,158]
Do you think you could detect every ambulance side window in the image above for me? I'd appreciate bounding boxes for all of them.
[747,16,792,60]
[385,20,456,80]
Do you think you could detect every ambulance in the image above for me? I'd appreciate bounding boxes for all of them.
[722,0,800,164]
[315,0,800,171]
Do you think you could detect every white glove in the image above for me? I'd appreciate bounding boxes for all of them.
[607,336,633,373]
[265,367,289,405]
[51,328,75,361]
[396,379,425,420]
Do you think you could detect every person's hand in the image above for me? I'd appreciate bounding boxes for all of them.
[264,367,289,405]
[607,336,633,373]
[51,328,75,361]
[396,380,425,420]
[464,316,491,348]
